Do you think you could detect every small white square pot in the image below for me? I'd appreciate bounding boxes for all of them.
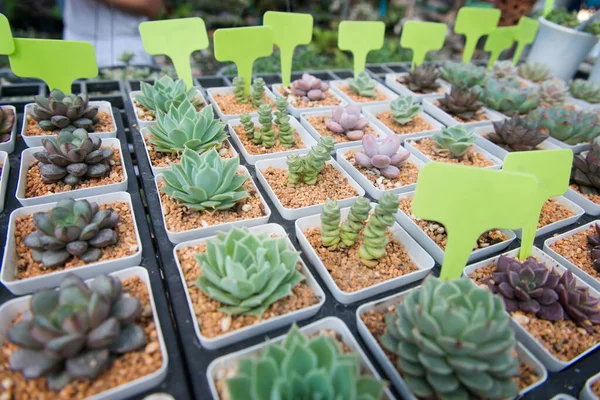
[473,125,562,161]
[384,72,451,103]
[404,135,503,169]
[566,96,594,110]
[16,138,128,206]
[0,105,17,153]
[356,288,548,399]
[362,103,444,143]
[546,136,591,155]
[206,86,277,122]
[464,246,600,372]
[21,101,117,148]
[0,266,168,400]
[512,196,584,239]
[206,316,394,400]
[0,151,10,213]
[295,204,435,304]
[129,88,207,130]
[336,144,424,200]
[581,371,600,400]
[329,79,398,109]
[395,191,516,264]
[173,223,326,350]
[543,219,600,293]
[271,83,347,118]
[227,115,315,165]
[155,167,271,244]
[422,97,506,128]
[255,156,365,220]
[300,109,388,150]
[1,192,143,295]
[564,187,600,215]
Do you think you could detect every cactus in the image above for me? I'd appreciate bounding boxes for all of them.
[291,73,330,101]
[325,105,369,140]
[240,113,255,140]
[340,197,370,248]
[233,76,247,104]
[539,80,568,107]
[389,97,421,125]
[286,137,335,185]
[355,134,410,179]
[432,125,477,158]
[277,112,296,148]
[251,78,265,108]
[274,96,288,125]
[348,71,378,98]
[570,79,600,104]
[321,200,341,247]
[358,193,399,267]
[258,104,275,148]
[518,61,553,84]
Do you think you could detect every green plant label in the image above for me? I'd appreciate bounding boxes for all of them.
[214,26,274,95]
[338,21,385,76]
[139,18,209,89]
[544,0,555,17]
[412,163,539,280]
[503,149,573,260]
[0,14,14,55]
[400,21,447,69]
[455,7,501,63]
[485,26,516,69]
[263,11,313,87]
[513,17,540,65]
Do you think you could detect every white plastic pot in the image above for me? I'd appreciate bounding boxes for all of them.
[206,86,277,122]
[16,138,128,206]
[0,105,17,153]
[362,103,444,143]
[0,266,168,400]
[511,196,584,239]
[546,136,591,155]
[581,371,600,400]
[329,79,398,109]
[564,187,600,216]
[173,223,326,350]
[271,83,347,118]
[384,72,451,102]
[473,125,562,161]
[422,97,506,129]
[1,192,143,295]
[254,156,365,220]
[0,151,10,213]
[129,88,207,130]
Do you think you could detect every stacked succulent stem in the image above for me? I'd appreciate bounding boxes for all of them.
[286,137,335,185]
[258,104,275,148]
[276,98,295,148]
[251,78,266,108]
[321,200,341,248]
[240,113,254,140]
[358,193,399,267]
[340,197,370,247]
[233,77,247,104]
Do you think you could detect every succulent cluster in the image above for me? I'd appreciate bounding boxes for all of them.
[325,105,369,140]
[348,71,378,98]
[162,148,248,210]
[7,273,145,390]
[438,85,484,121]
[381,276,519,400]
[34,129,114,186]
[532,106,600,145]
[479,79,540,116]
[487,115,547,152]
[136,76,202,115]
[490,60,516,80]
[398,64,441,94]
[432,125,477,158]
[31,90,99,132]
[571,143,600,195]
[556,270,600,332]
[340,197,370,248]
[545,8,579,28]
[195,227,303,316]
[355,134,410,179]
[390,96,421,124]
[587,224,600,272]
[539,80,569,107]
[358,193,400,267]
[287,137,336,185]
[518,61,553,84]
[440,62,487,89]
[226,324,384,400]
[241,98,296,148]
[291,73,330,101]
[233,76,247,104]
[0,106,15,143]
[570,79,600,104]
[251,78,266,108]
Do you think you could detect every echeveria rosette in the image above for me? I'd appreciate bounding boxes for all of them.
[0,106,15,143]
[487,116,547,152]
[532,106,600,145]
[518,61,553,84]
[479,79,540,116]
[31,89,99,132]
[556,270,600,333]
[438,85,484,121]
[347,71,378,98]
[355,134,409,179]
[570,79,600,104]
[539,80,568,107]
[571,142,600,195]
[291,73,330,101]
[194,227,303,316]
[490,61,516,80]
[321,200,341,248]
[136,75,202,114]
[440,62,487,89]
[340,197,370,248]
[389,96,421,125]
[325,105,369,141]
[399,64,441,94]
[358,192,399,267]
[432,125,477,158]
[587,223,600,273]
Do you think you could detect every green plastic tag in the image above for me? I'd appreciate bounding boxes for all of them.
[544,0,555,17]
[412,163,539,280]
[455,7,501,63]
[0,14,14,55]
[502,149,573,260]
[214,26,274,95]
[400,21,447,69]
[338,21,385,76]
[512,17,540,65]
[139,18,208,89]
[263,12,313,87]
[485,26,516,69]
[9,38,97,93]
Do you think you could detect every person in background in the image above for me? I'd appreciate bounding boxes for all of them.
[62,0,164,67]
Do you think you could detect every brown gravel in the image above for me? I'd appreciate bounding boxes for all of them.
[176,243,320,338]
[0,276,163,399]
[570,183,600,205]
[410,138,495,167]
[159,177,266,233]
[470,262,600,361]
[396,78,446,95]
[550,225,600,281]
[343,150,419,190]
[399,196,508,250]
[304,115,376,143]
[593,378,600,397]
[231,124,306,155]
[433,101,490,123]
[213,93,275,115]
[277,87,343,108]
[538,199,574,228]
[337,84,389,103]
[25,147,124,198]
[261,164,358,209]
[24,112,115,137]
[143,134,234,168]
[376,111,432,135]
[133,97,205,122]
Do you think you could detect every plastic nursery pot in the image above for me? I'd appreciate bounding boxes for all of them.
[511,196,584,239]
[564,187,600,216]
[226,115,315,165]
[336,144,424,200]
[206,316,394,400]
[422,96,506,129]
[172,223,326,350]
[254,156,365,221]
[0,105,17,153]
[1,192,143,295]
[0,267,168,400]
[384,72,451,103]
[472,125,562,161]
[16,138,128,206]
[464,246,600,372]
[0,151,10,213]
[21,101,117,148]
[206,86,277,122]
[271,83,348,118]
[527,17,598,81]
[129,88,207,130]
[545,136,591,155]
[362,103,445,143]
[581,371,600,400]
[294,204,435,304]
[329,79,398,109]
[355,288,548,399]
[395,191,516,265]
[154,167,271,244]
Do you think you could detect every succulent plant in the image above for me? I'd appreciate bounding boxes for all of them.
[251,78,265,108]
[570,79,600,104]
[257,104,275,148]
[539,80,568,107]
[487,115,547,152]
[556,270,600,333]
[545,8,579,28]
[240,112,255,140]
[148,101,226,154]
[490,61,517,80]
[325,105,369,141]
[277,109,296,148]
[226,324,385,400]
[33,129,114,186]
[321,200,341,247]
[587,224,600,273]
[440,62,487,89]
[162,147,248,210]
[195,227,303,316]
[0,106,15,143]
[136,76,202,115]
[274,96,289,125]
[31,90,99,132]
[347,71,378,98]
[7,273,145,390]
[398,64,441,94]
[517,61,553,83]
[291,73,330,101]
[233,76,247,104]
[438,85,484,121]
[355,134,410,179]
[340,197,370,248]
[533,106,600,145]
[286,154,304,186]
[358,192,399,267]
[286,136,335,185]
[572,143,600,195]
[381,276,519,400]
[389,96,421,124]
[479,79,540,116]
[432,125,477,158]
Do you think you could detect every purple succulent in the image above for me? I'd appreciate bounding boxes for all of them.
[325,105,369,141]
[355,134,409,179]
[291,73,330,101]
[556,270,600,333]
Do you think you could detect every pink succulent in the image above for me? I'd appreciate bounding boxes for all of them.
[325,105,369,141]
[355,134,410,179]
[292,73,330,101]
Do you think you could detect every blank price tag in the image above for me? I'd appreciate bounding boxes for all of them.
[400,21,447,70]
[513,17,540,65]
[455,7,501,63]
[485,26,516,69]
[0,14,14,55]
[338,21,385,77]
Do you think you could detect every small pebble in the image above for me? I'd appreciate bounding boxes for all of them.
[242,204,253,212]
[2,378,13,389]
[513,314,530,325]
[221,315,232,332]
[145,341,159,354]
